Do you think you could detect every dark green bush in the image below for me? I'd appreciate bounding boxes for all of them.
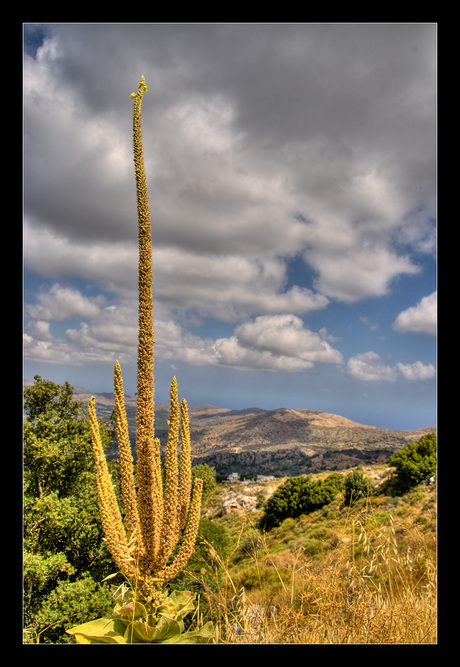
[344,470,374,506]
[384,434,436,496]
[259,473,344,530]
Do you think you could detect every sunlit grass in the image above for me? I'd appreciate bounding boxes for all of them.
[186,480,436,644]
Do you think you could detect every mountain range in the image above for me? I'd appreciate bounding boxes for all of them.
[55,384,435,477]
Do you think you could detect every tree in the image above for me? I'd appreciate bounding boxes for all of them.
[259,473,344,530]
[343,470,374,506]
[24,375,115,499]
[23,376,116,642]
[385,433,437,495]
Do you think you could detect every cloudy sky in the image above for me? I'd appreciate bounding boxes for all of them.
[23,23,437,429]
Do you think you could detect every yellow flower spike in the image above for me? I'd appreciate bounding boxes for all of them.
[131,72,157,571]
[114,361,142,546]
[156,377,180,571]
[86,76,203,599]
[161,478,204,584]
[88,397,136,580]
[178,398,192,530]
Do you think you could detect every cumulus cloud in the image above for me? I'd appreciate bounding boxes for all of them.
[24,284,138,365]
[346,351,435,382]
[234,315,343,365]
[24,223,329,323]
[396,360,436,381]
[160,314,344,372]
[25,283,107,322]
[307,244,420,302]
[23,221,138,290]
[346,351,397,382]
[24,24,435,308]
[24,282,342,373]
[393,291,437,336]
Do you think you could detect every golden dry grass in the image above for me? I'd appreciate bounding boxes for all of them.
[192,491,437,644]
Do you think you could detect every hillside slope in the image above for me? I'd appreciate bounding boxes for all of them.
[56,384,434,476]
[189,407,435,475]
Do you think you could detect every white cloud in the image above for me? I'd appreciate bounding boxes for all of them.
[24,284,138,365]
[23,278,337,372]
[393,291,437,336]
[234,315,343,365]
[213,335,314,371]
[347,351,435,382]
[396,361,436,381]
[23,25,435,310]
[159,314,344,372]
[306,243,420,302]
[24,221,138,290]
[25,283,107,322]
[23,332,102,366]
[24,223,329,322]
[26,319,53,342]
[23,24,436,414]
[346,351,397,382]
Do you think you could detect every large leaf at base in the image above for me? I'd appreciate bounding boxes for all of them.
[167,590,196,619]
[130,615,183,643]
[67,617,127,643]
[162,621,216,644]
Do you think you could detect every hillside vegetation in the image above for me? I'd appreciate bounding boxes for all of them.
[23,377,436,644]
[174,467,437,643]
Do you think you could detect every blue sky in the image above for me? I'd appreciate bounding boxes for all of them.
[23,23,437,430]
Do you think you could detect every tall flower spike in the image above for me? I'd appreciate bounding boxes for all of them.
[156,377,180,572]
[162,477,203,584]
[131,75,158,568]
[178,398,192,530]
[114,361,142,546]
[88,398,136,580]
[86,77,204,596]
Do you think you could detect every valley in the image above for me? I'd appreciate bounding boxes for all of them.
[66,384,436,477]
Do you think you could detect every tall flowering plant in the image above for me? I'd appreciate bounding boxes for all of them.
[67,77,213,644]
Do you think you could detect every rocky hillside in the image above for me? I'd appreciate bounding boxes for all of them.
[73,386,435,476]
[189,407,435,476]
[25,381,435,477]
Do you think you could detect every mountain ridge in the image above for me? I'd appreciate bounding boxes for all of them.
[24,381,436,476]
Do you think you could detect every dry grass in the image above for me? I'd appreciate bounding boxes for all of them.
[192,498,437,644]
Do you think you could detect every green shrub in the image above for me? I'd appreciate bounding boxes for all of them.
[344,470,374,506]
[301,538,323,557]
[29,576,114,644]
[259,473,344,530]
[23,376,116,642]
[385,434,436,496]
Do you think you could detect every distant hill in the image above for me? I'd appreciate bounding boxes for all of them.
[24,381,436,476]
[188,407,435,476]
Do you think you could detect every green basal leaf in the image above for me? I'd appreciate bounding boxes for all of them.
[67,589,215,643]
[162,621,215,644]
[67,617,128,644]
[131,615,183,643]
[167,590,196,619]
[117,599,148,619]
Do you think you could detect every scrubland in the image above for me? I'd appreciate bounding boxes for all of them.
[181,473,437,644]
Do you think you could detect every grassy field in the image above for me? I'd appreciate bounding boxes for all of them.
[182,469,437,644]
